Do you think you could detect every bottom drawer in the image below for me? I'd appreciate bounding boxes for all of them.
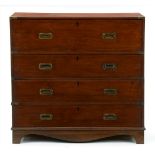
[13,104,143,127]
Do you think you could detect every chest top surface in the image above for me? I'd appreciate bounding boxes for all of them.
[10,12,144,19]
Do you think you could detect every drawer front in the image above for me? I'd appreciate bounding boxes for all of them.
[13,80,143,102]
[13,104,143,127]
[11,19,144,53]
[12,54,143,78]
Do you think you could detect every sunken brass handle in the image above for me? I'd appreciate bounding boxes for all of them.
[39,33,53,39]
[39,63,52,70]
[103,113,117,120]
[102,32,116,39]
[102,63,117,70]
[40,88,53,95]
[40,114,53,120]
[104,89,117,95]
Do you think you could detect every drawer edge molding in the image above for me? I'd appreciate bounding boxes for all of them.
[12,127,145,131]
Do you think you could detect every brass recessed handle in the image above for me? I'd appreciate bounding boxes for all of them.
[40,114,53,120]
[39,63,52,70]
[104,89,117,95]
[39,33,53,39]
[102,32,116,40]
[103,113,117,120]
[40,88,53,95]
[102,63,117,70]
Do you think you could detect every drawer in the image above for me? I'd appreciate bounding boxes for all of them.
[11,19,144,53]
[13,104,143,127]
[12,54,144,78]
[12,80,143,103]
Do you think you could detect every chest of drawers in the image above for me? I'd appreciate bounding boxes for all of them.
[10,13,145,144]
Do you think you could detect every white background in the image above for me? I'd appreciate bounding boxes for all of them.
[0,0,154,154]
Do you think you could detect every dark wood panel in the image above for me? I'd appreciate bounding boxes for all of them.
[12,79,143,102]
[13,104,143,127]
[12,54,144,78]
[11,19,144,52]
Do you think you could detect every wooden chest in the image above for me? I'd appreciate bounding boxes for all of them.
[10,13,145,144]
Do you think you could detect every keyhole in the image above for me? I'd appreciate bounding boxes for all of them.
[76,106,80,112]
[76,21,79,27]
[76,56,79,61]
[77,81,79,86]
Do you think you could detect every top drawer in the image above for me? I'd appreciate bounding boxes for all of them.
[10,19,144,53]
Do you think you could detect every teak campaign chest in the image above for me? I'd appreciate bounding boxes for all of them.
[10,13,145,144]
